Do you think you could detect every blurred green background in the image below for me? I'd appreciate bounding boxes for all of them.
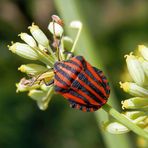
[0,0,148,148]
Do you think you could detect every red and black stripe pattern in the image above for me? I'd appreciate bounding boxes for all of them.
[54,56,110,112]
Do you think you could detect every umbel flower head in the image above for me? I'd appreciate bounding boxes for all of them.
[8,15,82,110]
[104,46,148,135]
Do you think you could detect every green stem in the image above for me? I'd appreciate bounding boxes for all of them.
[102,103,148,139]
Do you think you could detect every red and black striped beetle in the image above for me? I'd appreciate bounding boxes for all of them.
[53,55,110,112]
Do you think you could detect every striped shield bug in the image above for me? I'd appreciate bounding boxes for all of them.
[53,55,110,112]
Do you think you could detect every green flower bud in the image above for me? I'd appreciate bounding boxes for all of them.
[28,86,54,110]
[18,33,37,48]
[28,89,48,110]
[28,89,47,101]
[122,97,148,109]
[120,82,148,97]
[123,111,145,120]
[48,22,63,37]
[70,21,82,29]
[18,64,48,75]
[125,53,146,86]
[28,23,49,47]
[104,121,130,134]
[8,42,39,60]
[138,45,148,61]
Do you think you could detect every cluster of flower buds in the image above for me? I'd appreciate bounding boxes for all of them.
[8,15,82,110]
[104,45,148,135]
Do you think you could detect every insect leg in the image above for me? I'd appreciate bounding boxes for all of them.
[43,79,54,86]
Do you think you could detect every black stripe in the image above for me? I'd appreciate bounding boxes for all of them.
[54,74,69,87]
[68,60,82,68]
[54,85,69,93]
[93,67,110,95]
[68,89,90,105]
[57,67,74,83]
[77,72,107,100]
[60,63,80,75]
[71,79,104,105]
[75,56,84,62]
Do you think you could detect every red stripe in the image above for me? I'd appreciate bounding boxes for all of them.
[72,87,100,105]
[64,62,82,72]
[63,93,86,105]
[71,57,83,68]
[55,72,70,87]
[86,62,103,83]
[84,71,107,97]
[76,73,106,104]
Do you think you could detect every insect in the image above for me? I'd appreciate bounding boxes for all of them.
[53,55,110,112]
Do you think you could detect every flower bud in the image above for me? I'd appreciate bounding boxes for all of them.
[8,42,39,60]
[18,33,37,48]
[70,21,82,29]
[18,64,48,75]
[139,58,148,77]
[125,53,146,86]
[138,45,148,61]
[104,121,129,134]
[120,82,148,97]
[28,86,54,110]
[28,23,49,47]
[28,89,48,110]
[123,111,145,120]
[48,22,63,37]
[122,97,148,109]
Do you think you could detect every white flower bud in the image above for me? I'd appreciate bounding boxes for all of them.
[120,82,148,97]
[125,53,146,86]
[104,121,130,134]
[18,64,48,75]
[8,42,39,60]
[139,58,148,77]
[48,22,63,37]
[122,97,148,110]
[18,33,37,48]
[70,21,82,29]
[138,45,148,61]
[28,23,49,47]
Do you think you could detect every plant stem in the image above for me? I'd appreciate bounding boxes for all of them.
[102,103,148,139]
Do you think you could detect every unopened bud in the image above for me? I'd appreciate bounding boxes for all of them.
[125,53,146,86]
[120,82,148,97]
[139,58,148,77]
[138,45,148,61]
[18,33,37,48]
[70,21,82,29]
[48,22,63,37]
[18,64,48,75]
[104,121,129,134]
[122,97,148,109]
[123,111,145,120]
[28,23,49,47]
[8,42,39,60]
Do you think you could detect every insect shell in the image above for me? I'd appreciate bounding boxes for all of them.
[53,55,110,112]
